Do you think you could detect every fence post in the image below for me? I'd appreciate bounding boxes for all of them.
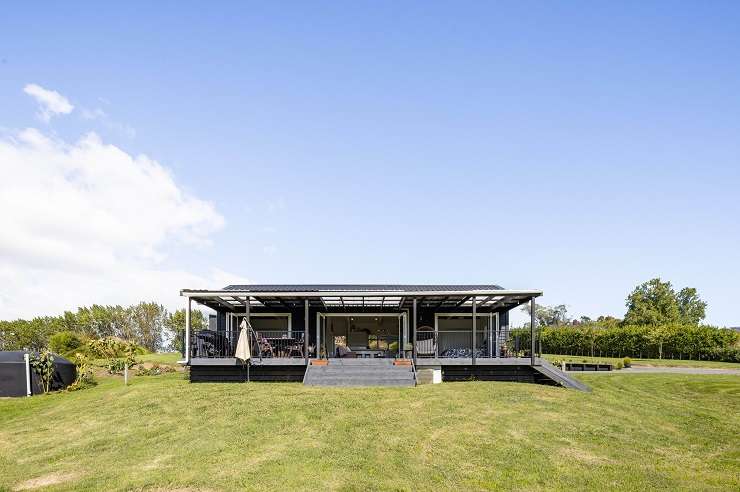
[24,353,31,397]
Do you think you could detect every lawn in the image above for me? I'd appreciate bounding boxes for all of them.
[1,373,738,491]
[543,353,740,369]
[137,351,182,365]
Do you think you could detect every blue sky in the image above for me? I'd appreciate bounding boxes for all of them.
[1,2,739,325]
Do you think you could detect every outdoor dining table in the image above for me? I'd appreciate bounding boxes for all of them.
[262,336,303,357]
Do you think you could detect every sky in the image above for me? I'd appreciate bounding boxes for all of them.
[1,2,739,326]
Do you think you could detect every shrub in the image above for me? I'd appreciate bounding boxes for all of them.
[88,338,139,375]
[88,337,131,359]
[615,360,624,370]
[30,350,55,393]
[138,363,175,376]
[49,331,84,357]
[67,353,96,391]
[707,346,740,363]
[524,323,739,361]
[106,358,127,374]
[623,357,632,368]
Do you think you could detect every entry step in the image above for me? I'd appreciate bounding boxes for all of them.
[304,358,416,387]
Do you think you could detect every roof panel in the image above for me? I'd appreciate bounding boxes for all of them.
[222,284,505,293]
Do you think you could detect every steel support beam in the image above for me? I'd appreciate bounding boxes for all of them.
[530,297,536,366]
[434,296,450,309]
[412,299,417,363]
[316,312,322,359]
[304,299,309,364]
[184,297,191,364]
[453,296,472,307]
[476,295,496,307]
[210,296,235,311]
[495,312,500,358]
[472,296,476,365]
[488,312,493,358]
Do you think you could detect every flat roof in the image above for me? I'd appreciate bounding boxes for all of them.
[181,284,542,312]
[223,284,506,292]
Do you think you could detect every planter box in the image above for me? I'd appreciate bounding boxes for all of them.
[416,368,442,384]
[565,362,612,372]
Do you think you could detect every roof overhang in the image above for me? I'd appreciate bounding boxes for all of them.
[180,287,542,312]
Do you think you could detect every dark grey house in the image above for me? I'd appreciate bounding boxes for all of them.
[180,284,586,390]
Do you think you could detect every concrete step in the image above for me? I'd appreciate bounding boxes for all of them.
[305,374,413,381]
[304,361,416,387]
[309,368,412,375]
[307,378,416,387]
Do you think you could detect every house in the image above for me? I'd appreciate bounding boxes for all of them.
[180,284,587,390]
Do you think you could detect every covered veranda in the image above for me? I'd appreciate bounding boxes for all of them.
[180,285,543,366]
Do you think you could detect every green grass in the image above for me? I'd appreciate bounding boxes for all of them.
[136,352,182,365]
[91,352,181,368]
[544,353,740,369]
[1,374,738,491]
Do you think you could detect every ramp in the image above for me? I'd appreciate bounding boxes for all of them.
[533,359,591,392]
[303,359,415,387]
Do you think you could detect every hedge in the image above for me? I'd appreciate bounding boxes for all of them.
[507,324,739,362]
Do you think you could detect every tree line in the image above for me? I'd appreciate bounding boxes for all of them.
[0,303,207,354]
[516,278,739,362]
[510,324,739,361]
[523,278,709,328]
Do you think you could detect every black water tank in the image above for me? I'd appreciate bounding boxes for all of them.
[0,351,76,397]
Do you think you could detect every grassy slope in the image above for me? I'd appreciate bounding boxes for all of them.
[1,374,738,491]
[137,352,182,364]
[543,353,740,369]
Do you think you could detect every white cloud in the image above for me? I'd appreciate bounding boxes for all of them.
[80,107,106,120]
[0,125,236,319]
[23,83,74,122]
[80,106,136,139]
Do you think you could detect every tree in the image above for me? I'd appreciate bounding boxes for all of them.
[596,315,622,329]
[624,278,706,326]
[49,331,85,356]
[128,302,168,352]
[676,287,707,325]
[165,309,207,352]
[71,305,131,339]
[0,317,61,351]
[521,303,569,327]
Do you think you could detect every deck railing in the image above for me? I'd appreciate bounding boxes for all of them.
[188,327,538,360]
[252,330,307,359]
[416,330,528,358]
[190,329,237,358]
[190,329,309,359]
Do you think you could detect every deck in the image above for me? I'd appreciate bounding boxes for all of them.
[187,357,589,390]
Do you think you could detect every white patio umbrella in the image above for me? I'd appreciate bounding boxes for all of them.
[235,319,251,381]
[234,319,251,361]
